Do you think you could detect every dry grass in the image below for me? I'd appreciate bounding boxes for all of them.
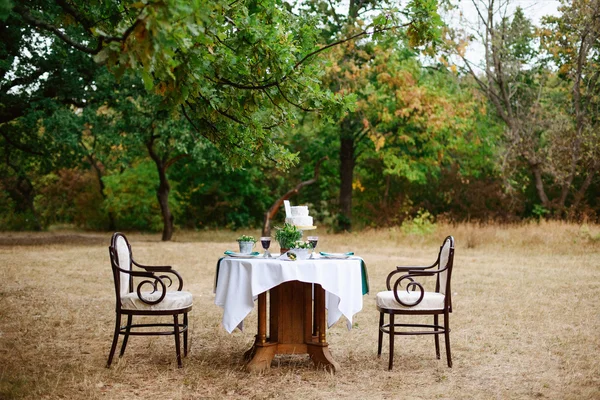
[0,221,599,400]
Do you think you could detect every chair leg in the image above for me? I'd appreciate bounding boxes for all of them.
[106,313,121,368]
[377,312,384,357]
[444,310,452,368]
[434,314,440,359]
[388,313,395,371]
[119,315,133,357]
[174,314,182,368]
[183,312,189,358]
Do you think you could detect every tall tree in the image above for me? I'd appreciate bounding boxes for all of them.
[326,38,485,225]
[540,0,600,215]
[0,5,102,226]
[449,0,600,216]
[297,0,443,231]
[113,86,194,241]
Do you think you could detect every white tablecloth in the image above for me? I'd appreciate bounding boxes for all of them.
[214,257,365,333]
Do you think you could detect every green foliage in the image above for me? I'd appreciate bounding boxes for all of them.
[236,235,256,243]
[532,204,549,221]
[274,223,303,248]
[171,149,277,229]
[34,169,107,230]
[405,0,443,48]
[92,0,354,169]
[103,162,181,232]
[0,189,39,231]
[0,0,12,20]
[400,210,436,236]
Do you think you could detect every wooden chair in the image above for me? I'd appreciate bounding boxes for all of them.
[376,236,455,370]
[106,232,193,368]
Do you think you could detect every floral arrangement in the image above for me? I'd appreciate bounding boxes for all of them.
[290,240,313,250]
[236,235,256,243]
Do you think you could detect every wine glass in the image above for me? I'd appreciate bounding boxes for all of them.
[260,237,271,258]
[307,236,318,258]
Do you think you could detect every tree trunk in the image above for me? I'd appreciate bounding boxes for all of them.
[4,158,42,230]
[15,175,42,230]
[572,161,599,210]
[338,135,355,232]
[334,0,361,233]
[530,162,550,209]
[147,138,174,241]
[156,171,173,241]
[86,154,116,230]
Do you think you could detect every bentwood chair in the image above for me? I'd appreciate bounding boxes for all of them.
[376,236,455,370]
[107,232,193,368]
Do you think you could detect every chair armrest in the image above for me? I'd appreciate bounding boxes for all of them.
[132,259,172,272]
[387,264,436,289]
[138,265,172,272]
[131,258,184,291]
[116,267,155,278]
[118,268,184,305]
[396,264,436,272]
[396,265,431,272]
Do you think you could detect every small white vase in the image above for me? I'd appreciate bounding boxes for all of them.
[238,241,255,254]
[290,248,310,260]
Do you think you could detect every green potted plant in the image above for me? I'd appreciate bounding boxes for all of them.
[274,223,302,254]
[237,235,257,254]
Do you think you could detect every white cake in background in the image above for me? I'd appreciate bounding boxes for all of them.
[285,206,313,227]
[291,206,308,216]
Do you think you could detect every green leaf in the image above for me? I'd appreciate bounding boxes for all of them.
[141,70,154,91]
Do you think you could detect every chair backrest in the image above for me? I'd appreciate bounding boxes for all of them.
[437,236,455,296]
[109,233,132,297]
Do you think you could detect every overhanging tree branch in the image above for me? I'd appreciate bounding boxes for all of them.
[214,23,410,91]
[165,153,190,169]
[262,88,284,112]
[276,83,317,112]
[14,5,143,55]
[14,5,102,54]
[0,131,45,156]
[180,104,200,141]
[1,68,44,93]
[197,92,249,125]
[55,0,95,33]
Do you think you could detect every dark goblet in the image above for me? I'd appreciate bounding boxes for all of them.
[260,237,271,258]
[307,236,318,257]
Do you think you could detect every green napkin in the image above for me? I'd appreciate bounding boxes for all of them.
[319,252,354,256]
[224,250,260,256]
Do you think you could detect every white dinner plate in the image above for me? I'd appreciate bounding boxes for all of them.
[224,252,260,258]
[319,252,353,259]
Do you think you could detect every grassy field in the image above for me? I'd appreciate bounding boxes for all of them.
[0,222,599,399]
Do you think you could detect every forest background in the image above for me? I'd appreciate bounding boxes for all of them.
[1,0,599,240]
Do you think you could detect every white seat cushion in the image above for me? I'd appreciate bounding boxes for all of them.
[376,290,445,311]
[121,290,193,311]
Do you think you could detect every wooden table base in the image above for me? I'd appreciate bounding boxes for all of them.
[244,281,340,373]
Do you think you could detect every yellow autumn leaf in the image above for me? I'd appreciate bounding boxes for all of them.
[352,179,366,192]
[368,132,386,152]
